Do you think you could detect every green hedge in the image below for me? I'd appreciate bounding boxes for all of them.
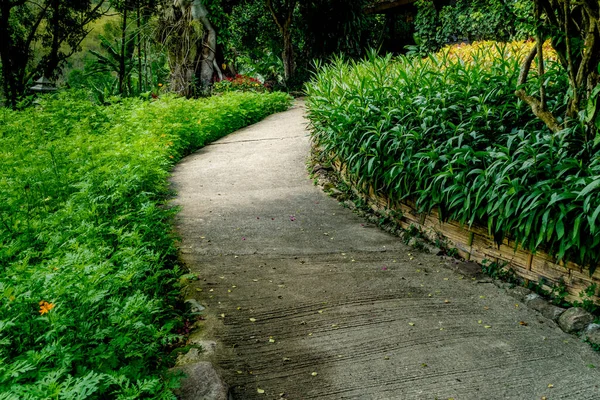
[0,90,291,399]
[306,47,600,276]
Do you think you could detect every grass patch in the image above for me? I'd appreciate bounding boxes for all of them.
[0,90,291,398]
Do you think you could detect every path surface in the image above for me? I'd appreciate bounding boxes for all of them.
[171,100,600,399]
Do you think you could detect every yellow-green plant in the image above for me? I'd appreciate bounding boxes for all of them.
[0,90,291,398]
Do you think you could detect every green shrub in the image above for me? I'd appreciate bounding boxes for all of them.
[413,0,534,52]
[0,90,291,398]
[306,44,600,274]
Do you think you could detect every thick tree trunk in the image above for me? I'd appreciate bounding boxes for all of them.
[190,0,216,92]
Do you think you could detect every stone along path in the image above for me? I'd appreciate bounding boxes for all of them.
[170,100,600,399]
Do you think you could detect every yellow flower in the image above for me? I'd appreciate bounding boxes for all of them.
[39,301,55,315]
[222,63,227,70]
[158,83,163,87]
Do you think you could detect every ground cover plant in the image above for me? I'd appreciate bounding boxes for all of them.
[0,90,291,398]
[306,41,600,275]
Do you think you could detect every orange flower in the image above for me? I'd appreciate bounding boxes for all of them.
[158,83,163,87]
[39,301,55,315]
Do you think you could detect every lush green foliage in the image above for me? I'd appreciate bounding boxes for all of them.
[306,43,600,273]
[413,0,534,52]
[0,90,291,398]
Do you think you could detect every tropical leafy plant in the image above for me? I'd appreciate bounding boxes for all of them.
[306,41,600,274]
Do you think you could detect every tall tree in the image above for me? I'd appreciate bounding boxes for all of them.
[516,0,600,139]
[189,0,219,91]
[0,0,108,108]
[266,0,297,81]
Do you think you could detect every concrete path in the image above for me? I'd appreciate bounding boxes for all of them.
[171,100,600,399]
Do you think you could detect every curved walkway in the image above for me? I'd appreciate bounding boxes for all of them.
[171,100,600,399]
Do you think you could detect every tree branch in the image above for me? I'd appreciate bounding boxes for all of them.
[515,90,563,132]
[515,42,562,132]
[517,45,537,86]
[266,0,284,32]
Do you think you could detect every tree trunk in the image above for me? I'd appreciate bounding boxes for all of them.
[44,0,62,77]
[266,0,297,83]
[119,5,128,94]
[0,3,16,108]
[282,28,294,81]
[190,0,216,92]
[137,0,143,93]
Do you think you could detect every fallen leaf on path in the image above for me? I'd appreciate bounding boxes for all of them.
[318,310,324,314]
[444,300,450,303]
[479,296,485,299]
[484,325,492,329]
[252,279,258,282]
[519,321,528,326]
[220,313,225,318]
[408,322,415,326]
[311,372,318,376]
[443,278,449,281]
[308,333,313,336]
[237,307,242,310]
[548,384,554,388]
[249,318,257,322]
[478,320,482,324]
[269,337,276,343]
[257,388,265,394]
[283,357,291,362]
